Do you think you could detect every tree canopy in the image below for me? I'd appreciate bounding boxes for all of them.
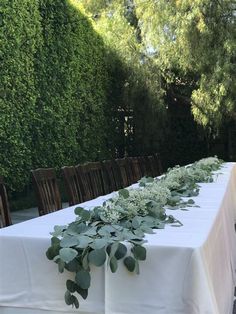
[79,0,236,130]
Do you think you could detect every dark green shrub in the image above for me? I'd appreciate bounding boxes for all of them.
[0,0,42,190]
[33,0,112,168]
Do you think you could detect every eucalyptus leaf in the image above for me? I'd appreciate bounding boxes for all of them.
[89,238,108,250]
[77,235,93,249]
[60,235,80,248]
[75,270,91,289]
[46,244,60,260]
[132,217,140,229]
[67,222,88,235]
[58,259,65,273]
[110,256,118,273]
[118,188,129,199]
[66,259,81,272]
[114,243,127,260]
[50,225,67,237]
[51,237,60,246]
[59,248,78,263]
[75,285,88,300]
[82,253,89,270]
[134,259,140,275]
[132,245,146,261]
[124,256,136,272]
[66,280,76,293]
[74,207,85,216]
[64,290,73,306]
[187,199,195,204]
[88,248,107,266]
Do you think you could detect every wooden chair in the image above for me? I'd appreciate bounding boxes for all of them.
[31,168,62,216]
[115,158,133,187]
[145,156,159,177]
[62,166,83,206]
[102,160,123,193]
[128,157,143,182]
[137,156,148,177]
[153,153,163,175]
[0,176,12,228]
[76,162,106,201]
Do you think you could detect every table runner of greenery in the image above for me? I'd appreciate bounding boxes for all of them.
[46,157,223,309]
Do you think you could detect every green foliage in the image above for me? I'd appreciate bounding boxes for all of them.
[0,0,116,190]
[33,0,112,167]
[135,0,236,129]
[80,0,168,155]
[0,0,42,190]
[46,157,222,308]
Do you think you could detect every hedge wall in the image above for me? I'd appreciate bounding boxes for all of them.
[0,0,114,191]
[33,0,111,169]
[0,0,41,190]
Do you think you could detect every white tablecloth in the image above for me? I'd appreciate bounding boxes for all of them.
[0,163,236,314]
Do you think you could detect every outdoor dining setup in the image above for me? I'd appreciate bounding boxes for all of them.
[0,156,236,314]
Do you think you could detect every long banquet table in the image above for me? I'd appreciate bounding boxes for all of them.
[1,163,236,314]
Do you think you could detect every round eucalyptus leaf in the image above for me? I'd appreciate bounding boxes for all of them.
[66,279,76,293]
[110,256,118,273]
[66,259,81,272]
[64,290,73,305]
[60,235,79,248]
[77,235,93,249]
[81,210,91,221]
[74,207,84,216]
[88,248,107,266]
[51,236,60,246]
[75,270,91,289]
[75,285,88,300]
[107,241,119,257]
[118,188,129,199]
[132,217,140,229]
[132,245,146,261]
[114,243,127,260]
[59,248,78,263]
[124,256,136,272]
[89,238,108,250]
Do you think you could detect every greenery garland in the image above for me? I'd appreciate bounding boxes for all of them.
[46,157,223,309]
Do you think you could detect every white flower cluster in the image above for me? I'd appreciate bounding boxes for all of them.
[100,199,122,223]
[187,166,209,182]
[197,157,219,167]
[99,156,222,223]
[161,166,189,190]
[145,183,171,206]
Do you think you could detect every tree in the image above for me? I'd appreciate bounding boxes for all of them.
[79,0,236,131]
[135,0,236,129]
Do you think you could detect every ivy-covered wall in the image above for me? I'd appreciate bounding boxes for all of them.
[0,0,115,191]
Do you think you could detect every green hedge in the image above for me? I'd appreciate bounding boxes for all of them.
[0,0,114,191]
[0,0,41,190]
[33,0,112,169]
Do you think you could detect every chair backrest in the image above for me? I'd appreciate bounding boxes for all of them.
[115,158,133,187]
[137,156,148,177]
[153,153,163,175]
[102,160,123,193]
[128,157,142,182]
[76,162,106,201]
[0,176,12,228]
[62,166,83,206]
[31,168,62,216]
[145,156,159,177]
